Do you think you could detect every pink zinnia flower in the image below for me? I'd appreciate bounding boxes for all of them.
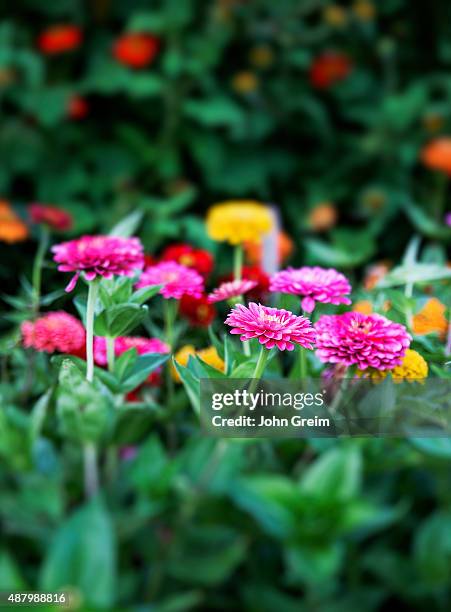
[225,302,316,351]
[94,336,169,366]
[270,266,352,313]
[21,311,85,354]
[315,312,411,370]
[136,261,204,299]
[52,235,144,292]
[445,212,451,227]
[29,203,73,231]
[208,279,257,303]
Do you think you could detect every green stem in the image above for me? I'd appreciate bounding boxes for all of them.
[297,346,307,379]
[86,280,99,384]
[106,336,115,372]
[329,374,349,415]
[252,346,269,380]
[83,442,99,498]
[32,226,49,315]
[434,173,448,222]
[164,299,178,349]
[233,244,243,281]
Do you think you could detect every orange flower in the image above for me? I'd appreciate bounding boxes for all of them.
[363,261,391,290]
[412,298,448,339]
[421,138,451,175]
[113,33,159,69]
[244,231,294,265]
[37,25,82,55]
[309,52,352,89]
[0,201,28,243]
[308,202,338,232]
[353,300,373,315]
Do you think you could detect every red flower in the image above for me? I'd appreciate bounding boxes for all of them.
[160,243,214,278]
[68,95,89,120]
[29,204,73,231]
[309,52,352,89]
[179,294,216,327]
[113,33,159,69]
[144,254,156,267]
[37,25,82,55]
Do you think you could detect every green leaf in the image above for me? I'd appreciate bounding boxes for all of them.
[30,390,52,441]
[94,304,148,337]
[172,359,200,415]
[299,444,362,501]
[109,210,143,237]
[408,437,451,459]
[130,284,162,305]
[184,96,244,127]
[40,498,116,609]
[0,549,27,590]
[168,526,247,586]
[119,353,169,393]
[414,511,451,587]
[56,360,114,443]
[403,201,451,240]
[377,263,451,287]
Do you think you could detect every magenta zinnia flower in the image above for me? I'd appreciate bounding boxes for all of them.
[52,235,144,292]
[136,261,204,299]
[208,279,257,303]
[225,302,316,351]
[94,336,169,366]
[21,311,85,354]
[270,266,352,313]
[315,312,411,370]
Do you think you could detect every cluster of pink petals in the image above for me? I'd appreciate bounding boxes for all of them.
[208,279,257,303]
[270,266,352,313]
[94,336,169,366]
[52,235,144,292]
[21,311,85,354]
[225,302,316,351]
[136,261,204,299]
[315,312,411,370]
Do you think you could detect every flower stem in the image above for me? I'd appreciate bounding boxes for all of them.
[297,345,307,379]
[434,172,448,222]
[83,442,99,498]
[233,244,243,281]
[86,280,99,384]
[106,336,115,372]
[164,299,178,349]
[32,226,49,315]
[252,346,269,380]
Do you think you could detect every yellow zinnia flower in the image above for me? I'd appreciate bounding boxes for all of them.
[323,5,348,28]
[172,344,225,382]
[412,298,448,340]
[206,201,273,245]
[352,0,376,21]
[231,71,259,94]
[249,44,274,69]
[358,350,428,382]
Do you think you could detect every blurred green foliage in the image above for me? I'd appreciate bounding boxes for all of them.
[0,1,451,610]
